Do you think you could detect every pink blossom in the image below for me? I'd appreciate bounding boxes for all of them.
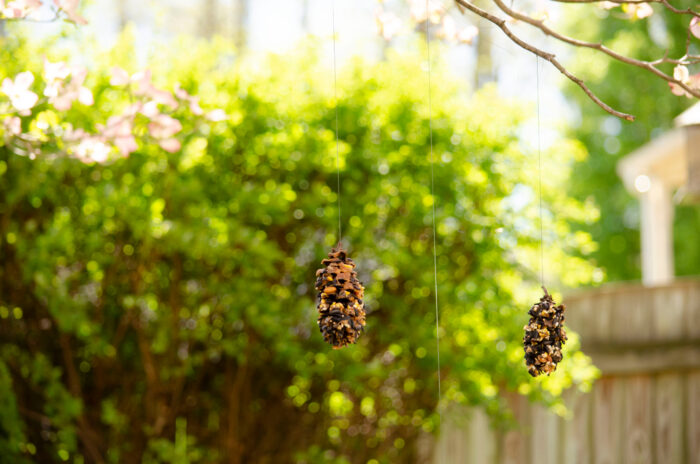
[132,70,177,108]
[149,88,178,109]
[74,137,111,163]
[140,100,160,118]
[103,115,137,156]
[43,59,71,99]
[1,71,38,112]
[623,3,653,19]
[1,0,41,18]
[691,18,700,40]
[437,16,477,44]
[159,138,181,153]
[148,114,182,139]
[669,82,686,96]
[53,0,86,24]
[174,85,204,115]
[205,109,227,122]
[669,72,700,98]
[109,67,131,86]
[674,64,690,83]
[457,25,478,44]
[47,66,93,111]
[409,0,444,23]
[2,116,21,136]
[63,124,88,142]
[375,9,401,41]
[43,59,71,83]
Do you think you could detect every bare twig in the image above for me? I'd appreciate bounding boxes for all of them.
[551,0,648,3]
[454,0,637,120]
[491,0,700,99]
[657,0,700,18]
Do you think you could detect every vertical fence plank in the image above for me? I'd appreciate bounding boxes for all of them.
[566,294,592,343]
[652,287,686,343]
[501,394,530,464]
[563,389,592,464]
[611,290,652,344]
[686,285,700,340]
[432,282,700,464]
[593,377,624,464]
[686,371,700,463]
[435,413,469,464]
[590,292,613,346]
[529,403,559,464]
[623,375,652,464]
[468,408,496,464]
[654,374,684,463]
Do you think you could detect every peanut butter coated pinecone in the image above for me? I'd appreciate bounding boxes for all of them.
[523,287,567,377]
[315,245,366,349]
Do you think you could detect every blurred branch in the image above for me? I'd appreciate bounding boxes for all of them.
[552,0,700,17]
[454,0,636,120]
[492,0,700,97]
[454,0,700,121]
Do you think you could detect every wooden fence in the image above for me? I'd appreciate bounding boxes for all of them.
[433,279,700,464]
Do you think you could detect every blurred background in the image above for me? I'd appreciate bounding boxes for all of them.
[1,0,699,463]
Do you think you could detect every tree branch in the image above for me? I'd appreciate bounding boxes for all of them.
[657,0,700,18]
[551,0,700,16]
[491,0,700,99]
[454,0,637,120]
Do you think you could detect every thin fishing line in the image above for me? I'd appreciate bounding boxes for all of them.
[536,56,544,287]
[425,0,442,425]
[331,0,342,244]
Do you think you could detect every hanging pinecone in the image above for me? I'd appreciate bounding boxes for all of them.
[523,287,567,377]
[315,244,366,349]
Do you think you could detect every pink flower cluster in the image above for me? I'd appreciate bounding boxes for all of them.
[1,63,226,164]
[0,0,85,23]
[376,0,478,44]
[43,59,93,110]
[669,64,700,98]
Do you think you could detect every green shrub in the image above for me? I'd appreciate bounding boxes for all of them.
[0,33,597,463]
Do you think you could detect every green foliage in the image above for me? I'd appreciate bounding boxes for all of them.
[562,6,700,281]
[0,32,597,463]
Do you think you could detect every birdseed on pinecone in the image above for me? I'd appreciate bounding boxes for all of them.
[523,287,567,377]
[315,244,366,349]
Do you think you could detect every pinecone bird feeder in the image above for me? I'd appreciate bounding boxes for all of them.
[523,287,567,377]
[315,245,366,349]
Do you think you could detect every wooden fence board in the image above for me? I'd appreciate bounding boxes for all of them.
[623,375,652,464]
[654,374,684,463]
[652,287,686,342]
[614,290,653,345]
[500,394,529,464]
[687,371,700,463]
[686,285,700,340]
[467,408,495,464]
[593,377,624,464]
[563,389,591,464]
[529,404,558,464]
[434,281,700,464]
[590,292,613,345]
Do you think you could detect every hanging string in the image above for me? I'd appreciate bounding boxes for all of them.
[536,56,544,287]
[331,0,342,244]
[425,0,442,426]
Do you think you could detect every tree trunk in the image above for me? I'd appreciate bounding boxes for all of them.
[232,0,248,50]
[475,19,495,88]
[301,0,309,33]
[201,0,218,37]
[116,0,128,31]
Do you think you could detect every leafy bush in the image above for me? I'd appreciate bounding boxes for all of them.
[0,33,597,463]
